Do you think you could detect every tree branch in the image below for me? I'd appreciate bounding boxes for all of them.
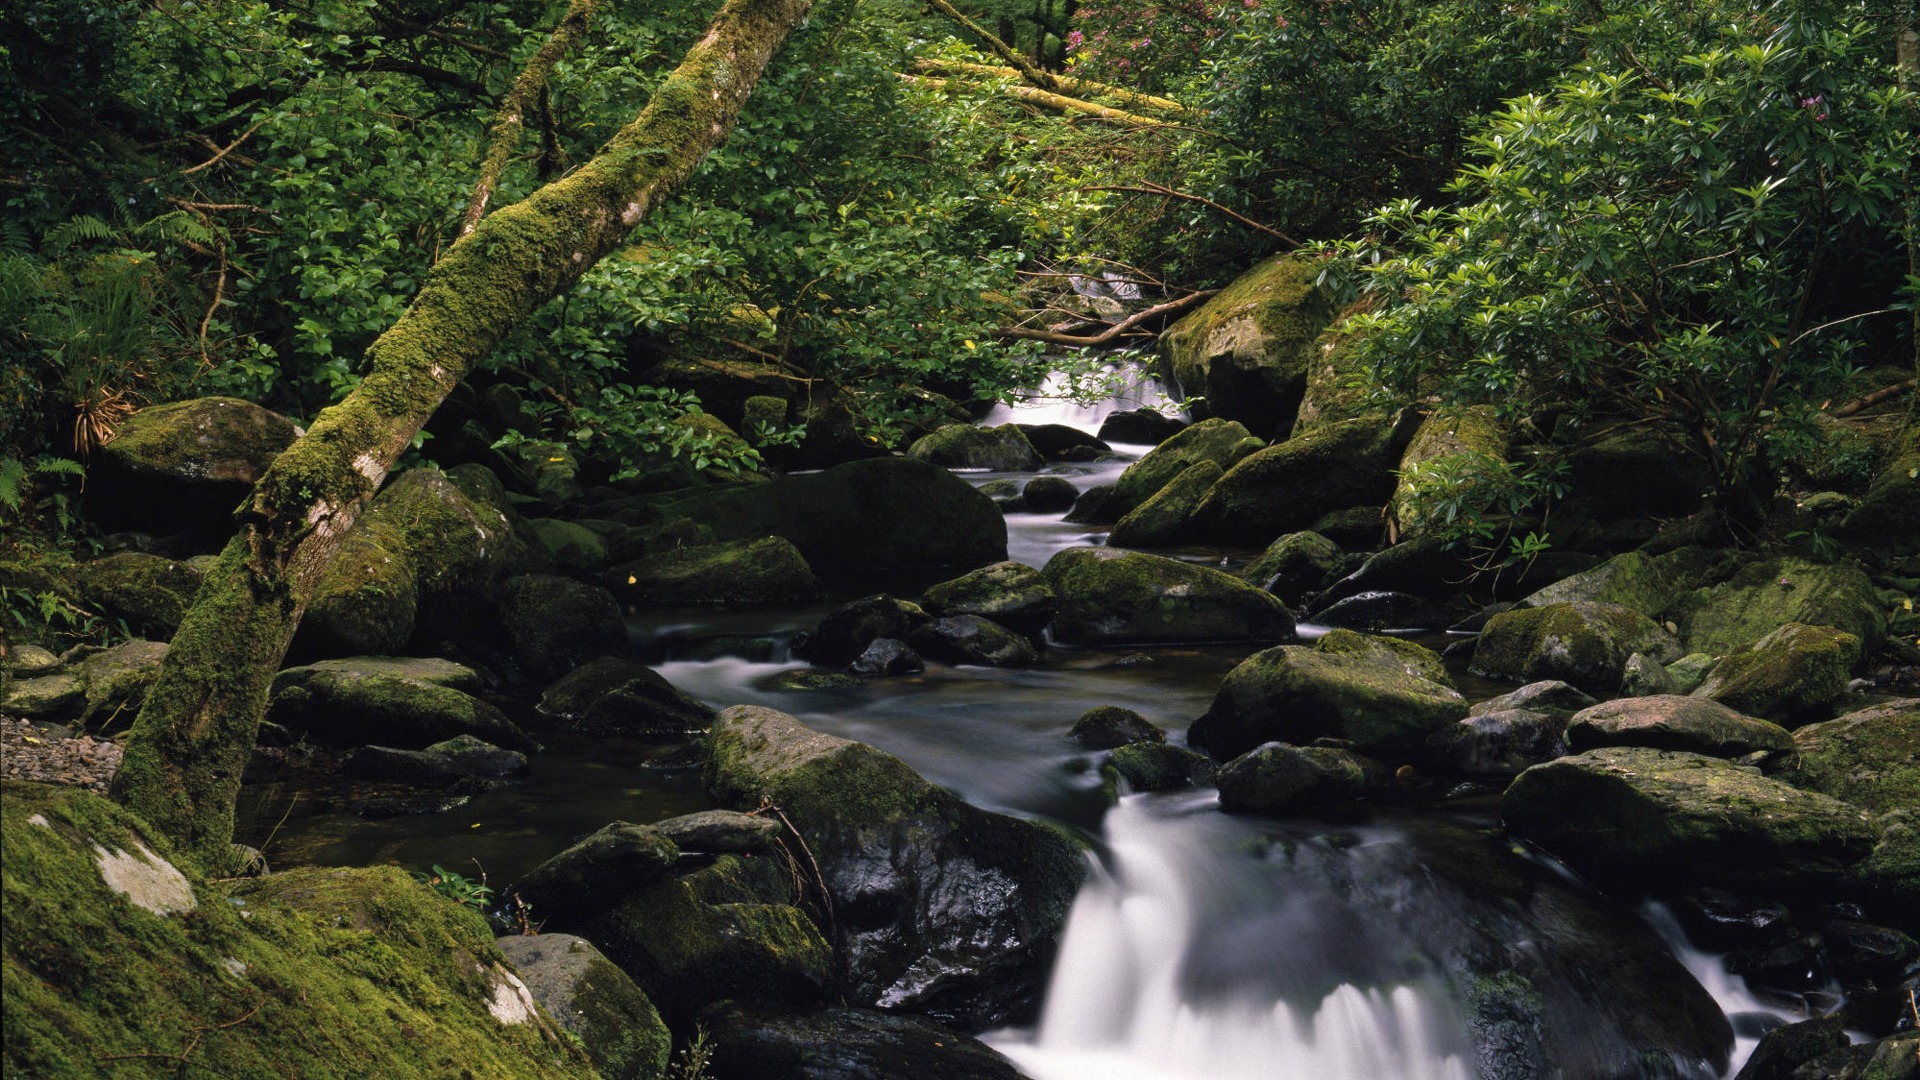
[900,74,1167,127]
[923,0,1058,91]
[998,289,1219,346]
[911,58,1193,120]
[1081,181,1301,247]
[460,0,598,237]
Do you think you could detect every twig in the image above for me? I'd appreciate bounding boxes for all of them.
[180,121,266,176]
[164,197,266,213]
[998,289,1219,346]
[1080,181,1301,247]
[97,1000,263,1077]
[459,0,598,237]
[1830,376,1916,417]
[923,0,1058,91]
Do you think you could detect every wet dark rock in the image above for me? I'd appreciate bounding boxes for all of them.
[1102,742,1216,795]
[266,661,535,753]
[1018,424,1112,461]
[849,637,924,677]
[1097,408,1185,446]
[1215,742,1389,813]
[497,933,671,1080]
[1190,630,1465,762]
[909,616,1039,667]
[1818,919,1920,982]
[343,735,528,784]
[1069,705,1163,749]
[514,822,681,925]
[1731,1015,1850,1080]
[792,595,932,667]
[1043,547,1294,646]
[921,561,1057,636]
[1566,696,1795,758]
[700,1002,1027,1080]
[1063,482,1120,524]
[1311,590,1454,632]
[1469,680,1598,721]
[535,657,716,737]
[1240,530,1344,606]
[497,574,628,685]
[1307,505,1386,550]
[1777,1033,1920,1080]
[907,423,1043,472]
[1472,601,1682,693]
[978,479,1025,511]
[1726,933,1826,988]
[606,536,821,605]
[650,810,784,854]
[1674,888,1793,952]
[706,706,1085,1027]
[1429,708,1568,779]
[1502,747,1878,897]
[1021,476,1079,514]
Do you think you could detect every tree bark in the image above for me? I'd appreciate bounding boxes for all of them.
[110,0,816,871]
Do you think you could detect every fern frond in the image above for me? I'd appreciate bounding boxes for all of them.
[33,456,87,479]
[0,458,25,513]
[44,215,120,252]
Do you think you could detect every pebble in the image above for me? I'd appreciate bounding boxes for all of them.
[0,715,122,793]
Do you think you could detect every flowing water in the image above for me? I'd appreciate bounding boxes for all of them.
[249,369,1828,1078]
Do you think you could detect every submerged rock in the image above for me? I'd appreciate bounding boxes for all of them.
[705,706,1085,1027]
[343,735,528,784]
[1189,630,1465,762]
[1503,747,1878,897]
[1042,547,1294,646]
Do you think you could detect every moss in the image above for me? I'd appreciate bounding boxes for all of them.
[1314,628,1453,687]
[1192,638,1468,761]
[906,423,1043,471]
[1778,700,1919,814]
[1522,551,1673,618]
[1107,459,1221,548]
[1390,407,1510,541]
[1041,546,1294,645]
[608,536,821,605]
[1240,530,1344,602]
[1295,317,1391,435]
[1680,557,1884,656]
[73,553,204,641]
[919,560,1056,635]
[1693,622,1859,726]
[1473,602,1680,693]
[707,705,926,824]
[1191,418,1400,547]
[1157,253,1334,437]
[1108,417,1253,517]
[2,781,595,1079]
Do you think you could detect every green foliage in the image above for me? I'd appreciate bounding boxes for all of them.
[1319,0,1916,518]
[411,864,494,912]
[1394,450,1570,556]
[670,1024,718,1080]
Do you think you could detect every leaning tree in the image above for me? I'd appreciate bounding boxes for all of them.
[109,0,815,871]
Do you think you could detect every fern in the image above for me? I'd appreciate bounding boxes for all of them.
[44,214,120,251]
[0,456,86,514]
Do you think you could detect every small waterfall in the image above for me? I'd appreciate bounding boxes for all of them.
[978,366,1181,436]
[992,795,1475,1080]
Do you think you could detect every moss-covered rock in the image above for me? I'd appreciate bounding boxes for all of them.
[1069,705,1163,749]
[499,573,629,684]
[1240,530,1345,606]
[1692,622,1860,726]
[1189,630,1466,762]
[1472,601,1682,693]
[1677,557,1884,657]
[648,457,1007,570]
[1566,695,1794,757]
[1293,319,1389,436]
[1215,742,1389,813]
[86,397,300,546]
[1107,418,1253,519]
[525,518,609,572]
[514,821,682,925]
[1100,741,1216,797]
[1502,747,1879,896]
[74,638,170,725]
[1190,418,1401,547]
[705,706,1085,1027]
[791,594,932,666]
[908,615,1039,667]
[920,560,1056,635]
[1619,652,1679,696]
[497,932,671,1080]
[535,656,715,737]
[267,660,534,751]
[1107,459,1221,548]
[299,467,516,658]
[71,552,203,640]
[1521,551,1676,618]
[906,423,1044,471]
[1467,680,1598,721]
[1389,408,1510,542]
[1,781,594,1079]
[609,535,821,605]
[1156,253,1334,438]
[1776,699,1918,816]
[1837,423,1920,560]
[1041,547,1295,646]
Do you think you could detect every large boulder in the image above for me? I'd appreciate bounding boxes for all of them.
[1388,408,1510,542]
[1518,548,1738,619]
[1691,622,1860,726]
[1156,253,1334,438]
[72,552,204,640]
[1471,601,1682,693]
[607,536,821,605]
[1189,630,1467,762]
[267,659,534,751]
[1240,530,1345,606]
[535,656,715,737]
[1565,696,1794,757]
[1429,709,1569,779]
[299,468,515,658]
[907,424,1043,472]
[1502,747,1879,896]
[705,706,1086,1027]
[1041,547,1294,646]
[648,457,1006,570]
[498,574,629,684]
[497,933,671,1080]
[1106,459,1221,548]
[1096,408,1185,446]
[920,561,1056,636]
[1190,418,1403,547]
[1673,557,1883,657]
[1215,742,1389,813]
[1775,700,1919,817]
[701,1002,1027,1080]
[2,781,595,1079]
[88,396,299,545]
[1837,423,1920,562]
[1107,418,1253,519]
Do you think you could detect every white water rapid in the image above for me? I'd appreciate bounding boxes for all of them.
[991,794,1475,1080]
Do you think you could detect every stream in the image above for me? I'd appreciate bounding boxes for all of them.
[247,371,1840,1079]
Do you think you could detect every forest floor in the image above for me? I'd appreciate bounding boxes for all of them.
[0,715,120,792]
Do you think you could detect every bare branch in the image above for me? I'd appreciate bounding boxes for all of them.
[998,289,1219,346]
[1082,180,1302,247]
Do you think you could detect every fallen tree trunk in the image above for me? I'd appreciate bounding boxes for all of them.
[911,58,1195,121]
[900,73,1170,128]
[110,0,816,871]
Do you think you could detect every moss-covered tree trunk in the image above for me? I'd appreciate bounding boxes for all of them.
[110,0,815,871]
